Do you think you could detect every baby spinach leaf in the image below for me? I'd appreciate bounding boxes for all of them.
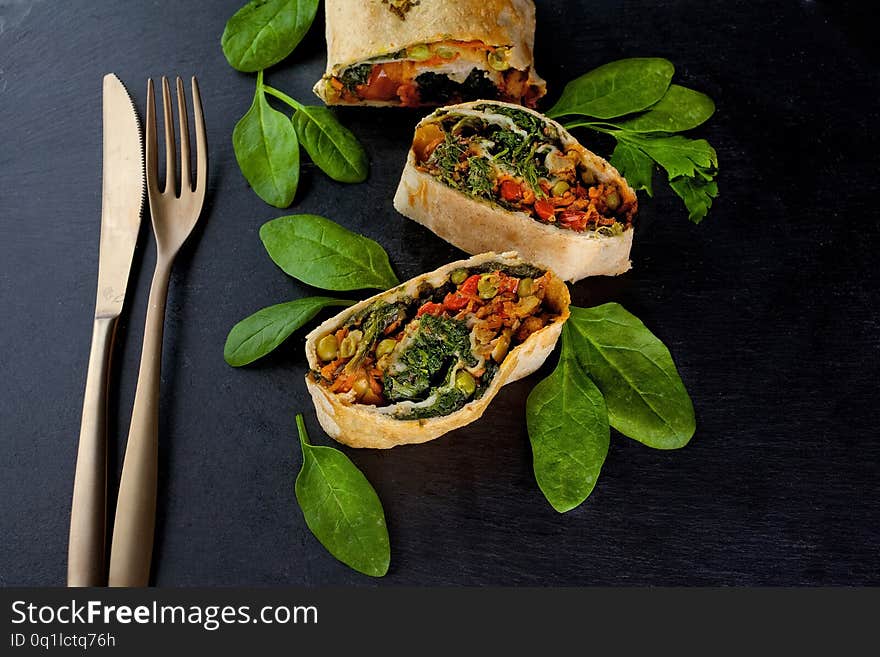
[292,106,369,183]
[260,214,400,291]
[527,324,610,513]
[614,85,716,133]
[610,141,655,196]
[614,132,717,180]
[567,304,696,450]
[670,173,719,224]
[233,77,300,208]
[224,297,355,367]
[546,58,674,120]
[295,414,390,577]
[222,0,319,72]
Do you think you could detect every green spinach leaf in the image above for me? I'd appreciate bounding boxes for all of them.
[567,304,695,450]
[291,106,369,183]
[295,414,390,577]
[233,75,300,208]
[610,141,655,196]
[527,324,610,513]
[224,297,355,367]
[222,0,319,72]
[614,84,716,133]
[546,58,674,119]
[260,214,400,291]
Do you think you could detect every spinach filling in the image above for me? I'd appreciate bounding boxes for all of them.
[415,69,499,105]
[468,261,545,279]
[429,131,468,191]
[339,64,372,91]
[464,156,492,199]
[474,104,546,135]
[427,110,549,202]
[393,373,469,421]
[384,314,477,403]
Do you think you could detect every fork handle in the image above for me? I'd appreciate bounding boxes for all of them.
[67,316,116,586]
[108,261,171,587]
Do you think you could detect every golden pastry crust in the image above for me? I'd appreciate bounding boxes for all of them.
[304,251,570,449]
[393,100,637,282]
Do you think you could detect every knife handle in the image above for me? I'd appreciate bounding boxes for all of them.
[68,316,116,586]
[109,263,171,587]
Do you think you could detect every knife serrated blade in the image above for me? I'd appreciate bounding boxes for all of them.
[68,73,144,587]
[95,73,145,318]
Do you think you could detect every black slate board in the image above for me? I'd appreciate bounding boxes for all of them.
[0,0,877,586]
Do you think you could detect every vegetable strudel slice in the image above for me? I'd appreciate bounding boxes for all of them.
[313,0,546,107]
[304,251,570,449]
[393,101,638,282]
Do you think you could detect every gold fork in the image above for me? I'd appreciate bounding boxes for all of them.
[108,77,207,587]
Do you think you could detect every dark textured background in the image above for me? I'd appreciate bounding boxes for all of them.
[1,0,877,586]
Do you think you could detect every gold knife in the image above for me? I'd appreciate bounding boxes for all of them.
[67,73,144,587]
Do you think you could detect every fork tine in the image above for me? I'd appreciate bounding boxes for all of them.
[175,77,191,194]
[145,79,159,197]
[161,77,177,196]
[190,76,207,201]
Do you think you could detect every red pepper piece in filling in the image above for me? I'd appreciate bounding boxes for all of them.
[416,302,444,317]
[496,274,519,296]
[459,274,481,297]
[558,209,588,231]
[534,199,556,221]
[500,180,523,202]
[443,292,470,312]
[360,66,400,101]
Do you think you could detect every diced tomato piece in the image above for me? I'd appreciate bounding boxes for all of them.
[534,199,556,221]
[459,274,481,296]
[558,209,588,231]
[416,302,444,317]
[500,180,523,201]
[443,292,470,311]
[497,275,519,295]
